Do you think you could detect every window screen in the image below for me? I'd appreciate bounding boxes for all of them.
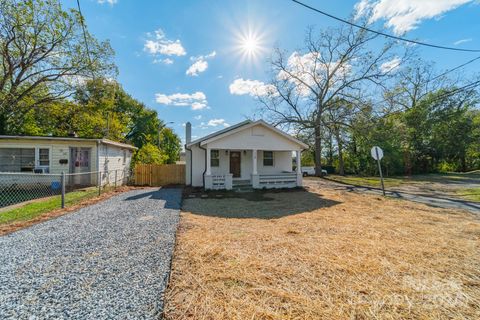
[0,148,35,172]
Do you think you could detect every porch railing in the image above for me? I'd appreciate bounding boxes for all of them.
[205,174,233,190]
[257,172,298,188]
[211,175,226,189]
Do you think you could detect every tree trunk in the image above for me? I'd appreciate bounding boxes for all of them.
[351,135,358,174]
[461,154,467,172]
[327,132,334,165]
[0,113,6,135]
[334,127,345,175]
[314,122,323,176]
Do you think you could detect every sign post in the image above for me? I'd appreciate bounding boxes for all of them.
[371,146,385,196]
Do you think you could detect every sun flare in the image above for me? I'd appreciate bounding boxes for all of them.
[241,35,260,55]
[232,27,267,64]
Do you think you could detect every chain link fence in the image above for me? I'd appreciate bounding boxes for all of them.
[0,169,132,209]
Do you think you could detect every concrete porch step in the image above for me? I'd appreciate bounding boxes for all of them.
[232,180,253,192]
[232,180,251,187]
[233,186,255,192]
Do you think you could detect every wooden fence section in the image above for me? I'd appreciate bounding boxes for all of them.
[134,164,185,186]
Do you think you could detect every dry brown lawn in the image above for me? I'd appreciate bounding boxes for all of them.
[164,184,480,319]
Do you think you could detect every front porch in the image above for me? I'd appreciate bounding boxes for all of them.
[204,149,302,190]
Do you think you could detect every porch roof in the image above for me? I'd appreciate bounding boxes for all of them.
[0,135,137,150]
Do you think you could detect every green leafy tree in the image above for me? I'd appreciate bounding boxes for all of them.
[133,143,167,165]
[0,0,116,134]
[159,127,181,164]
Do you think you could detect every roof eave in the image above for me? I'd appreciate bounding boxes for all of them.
[199,120,309,149]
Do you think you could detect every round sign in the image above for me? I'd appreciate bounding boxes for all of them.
[371,146,384,160]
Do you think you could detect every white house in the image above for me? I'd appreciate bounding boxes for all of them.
[185,120,308,190]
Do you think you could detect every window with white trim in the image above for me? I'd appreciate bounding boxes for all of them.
[38,148,50,167]
[263,151,274,166]
[211,149,220,167]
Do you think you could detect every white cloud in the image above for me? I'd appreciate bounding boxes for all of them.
[194,115,202,120]
[190,51,216,61]
[186,60,208,76]
[355,0,474,35]
[153,58,174,65]
[277,51,351,96]
[207,119,230,127]
[98,0,117,5]
[186,51,216,76]
[144,28,186,63]
[229,78,275,97]
[144,40,186,56]
[191,101,207,110]
[380,57,401,73]
[454,38,472,45]
[155,91,208,110]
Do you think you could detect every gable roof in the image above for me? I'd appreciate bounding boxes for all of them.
[187,120,252,146]
[186,120,308,149]
[0,135,138,150]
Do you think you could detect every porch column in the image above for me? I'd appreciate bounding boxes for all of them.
[296,150,301,175]
[252,149,259,188]
[296,149,303,187]
[252,149,258,175]
[206,147,211,175]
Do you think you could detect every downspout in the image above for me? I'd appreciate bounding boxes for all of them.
[198,144,207,188]
[185,143,193,186]
[96,140,100,185]
[184,122,194,186]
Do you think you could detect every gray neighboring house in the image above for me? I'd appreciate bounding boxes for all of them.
[0,135,137,185]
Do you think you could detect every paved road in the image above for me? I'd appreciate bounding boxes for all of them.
[0,188,182,319]
[306,179,480,215]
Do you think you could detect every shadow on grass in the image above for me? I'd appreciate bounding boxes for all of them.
[182,188,341,219]
[123,187,182,209]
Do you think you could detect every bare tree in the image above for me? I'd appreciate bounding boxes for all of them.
[0,0,116,134]
[259,22,408,176]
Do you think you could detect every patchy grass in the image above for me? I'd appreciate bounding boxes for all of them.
[0,186,137,235]
[164,185,480,319]
[0,188,98,224]
[457,187,480,202]
[327,174,406,187]
[328,172,480,188]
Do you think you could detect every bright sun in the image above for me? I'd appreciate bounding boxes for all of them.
[234,28,265,63]
[229,24,269,66]
[242,36,259,55]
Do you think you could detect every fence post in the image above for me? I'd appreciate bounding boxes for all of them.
[114,170,118,189]
[61,171,65,209]
[98,171,101,196]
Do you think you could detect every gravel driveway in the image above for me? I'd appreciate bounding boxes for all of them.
[0,187,182,319]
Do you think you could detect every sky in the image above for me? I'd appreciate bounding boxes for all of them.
[61,0,480,144]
